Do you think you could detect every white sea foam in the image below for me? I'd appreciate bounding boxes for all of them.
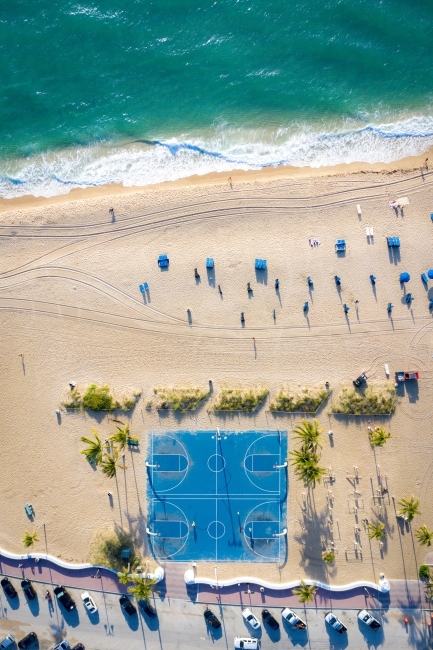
[1,115,433,199]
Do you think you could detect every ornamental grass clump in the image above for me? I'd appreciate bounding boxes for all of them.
[270,385,329,413]
[369,426,392,447]
[331,384,396,415]
[154,386,210,412]
[212,386,268,412]
[322,550,335,563]
[419,564,431,580]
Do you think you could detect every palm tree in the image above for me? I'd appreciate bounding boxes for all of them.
[397,495,421,522]
[301,461,327,488]
[117,566,131,585]
[415,525,433,547]
[292,580,317,603]
[109,423,131,451]
[369,426,391,447]
[367,521,386,540]
[295,454,326,488]
[101,448,127,478]
[293,419,325,451]
[22,530,39,548]
[80,428,103,465]
[127,576,158,603]
[290,448,314,468]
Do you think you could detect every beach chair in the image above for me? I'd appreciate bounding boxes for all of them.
[405,293,414,304]
[206,257,214,268]
[143,282,149,291]
[127,438,139,446]
[357,204,362,217]
[369,227,374,237]
[429,299,433,309]
[421,273,428,284]
[139,284,145,293]
[158,254,169,267]
[365,227,370,237]
[384,364,390,378]
[387,237,394,247]
[335,239,346,251]
[370,274,376,284]
[393,237,400,247]
[24,503,34,517]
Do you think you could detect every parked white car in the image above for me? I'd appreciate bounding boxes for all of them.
[52,642,70,650]
[0,635,14,650]
[358,609,382,631]
[281,607,307,629]
[242,608,261,630]
[325,611,347,634]
[234,638,259,649]
[81,591,98,614]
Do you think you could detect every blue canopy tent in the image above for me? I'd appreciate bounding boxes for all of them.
[400,272,410,283]
[428,270,433,279]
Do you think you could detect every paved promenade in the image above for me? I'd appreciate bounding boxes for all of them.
[0,553,428,614]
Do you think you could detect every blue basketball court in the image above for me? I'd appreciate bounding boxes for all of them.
[146,430,287,562]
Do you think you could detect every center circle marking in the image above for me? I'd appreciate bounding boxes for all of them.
[208,454,225,472]
[207,521,225,539]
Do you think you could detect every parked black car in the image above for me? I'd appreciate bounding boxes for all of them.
[262,609,279,630]
[353,373,367,387]
[119,595,136,616]
[204,607,221,629]
[54,585,76,611]
[1,578,17,598]
[72,644,85,650]
[18,633,37,650]
[21,580,36,600]
[138,599,157,619]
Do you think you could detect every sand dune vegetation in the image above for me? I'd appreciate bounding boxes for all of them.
[153,386,210,411]
[62,383,141,412]
[331,384,397,415]
[211,386,268,412]
[270,384,329,413]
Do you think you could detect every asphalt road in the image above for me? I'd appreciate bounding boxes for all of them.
[0,579,429,649]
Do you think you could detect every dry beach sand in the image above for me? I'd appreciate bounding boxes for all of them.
[1,156,433,587]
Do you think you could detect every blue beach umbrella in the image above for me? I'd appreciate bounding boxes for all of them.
[428,269,433,279]
[400,272,410,283]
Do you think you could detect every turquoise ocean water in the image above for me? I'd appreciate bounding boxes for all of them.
[1,0,433,198]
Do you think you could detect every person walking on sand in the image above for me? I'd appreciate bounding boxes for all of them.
[228,176,233,188]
